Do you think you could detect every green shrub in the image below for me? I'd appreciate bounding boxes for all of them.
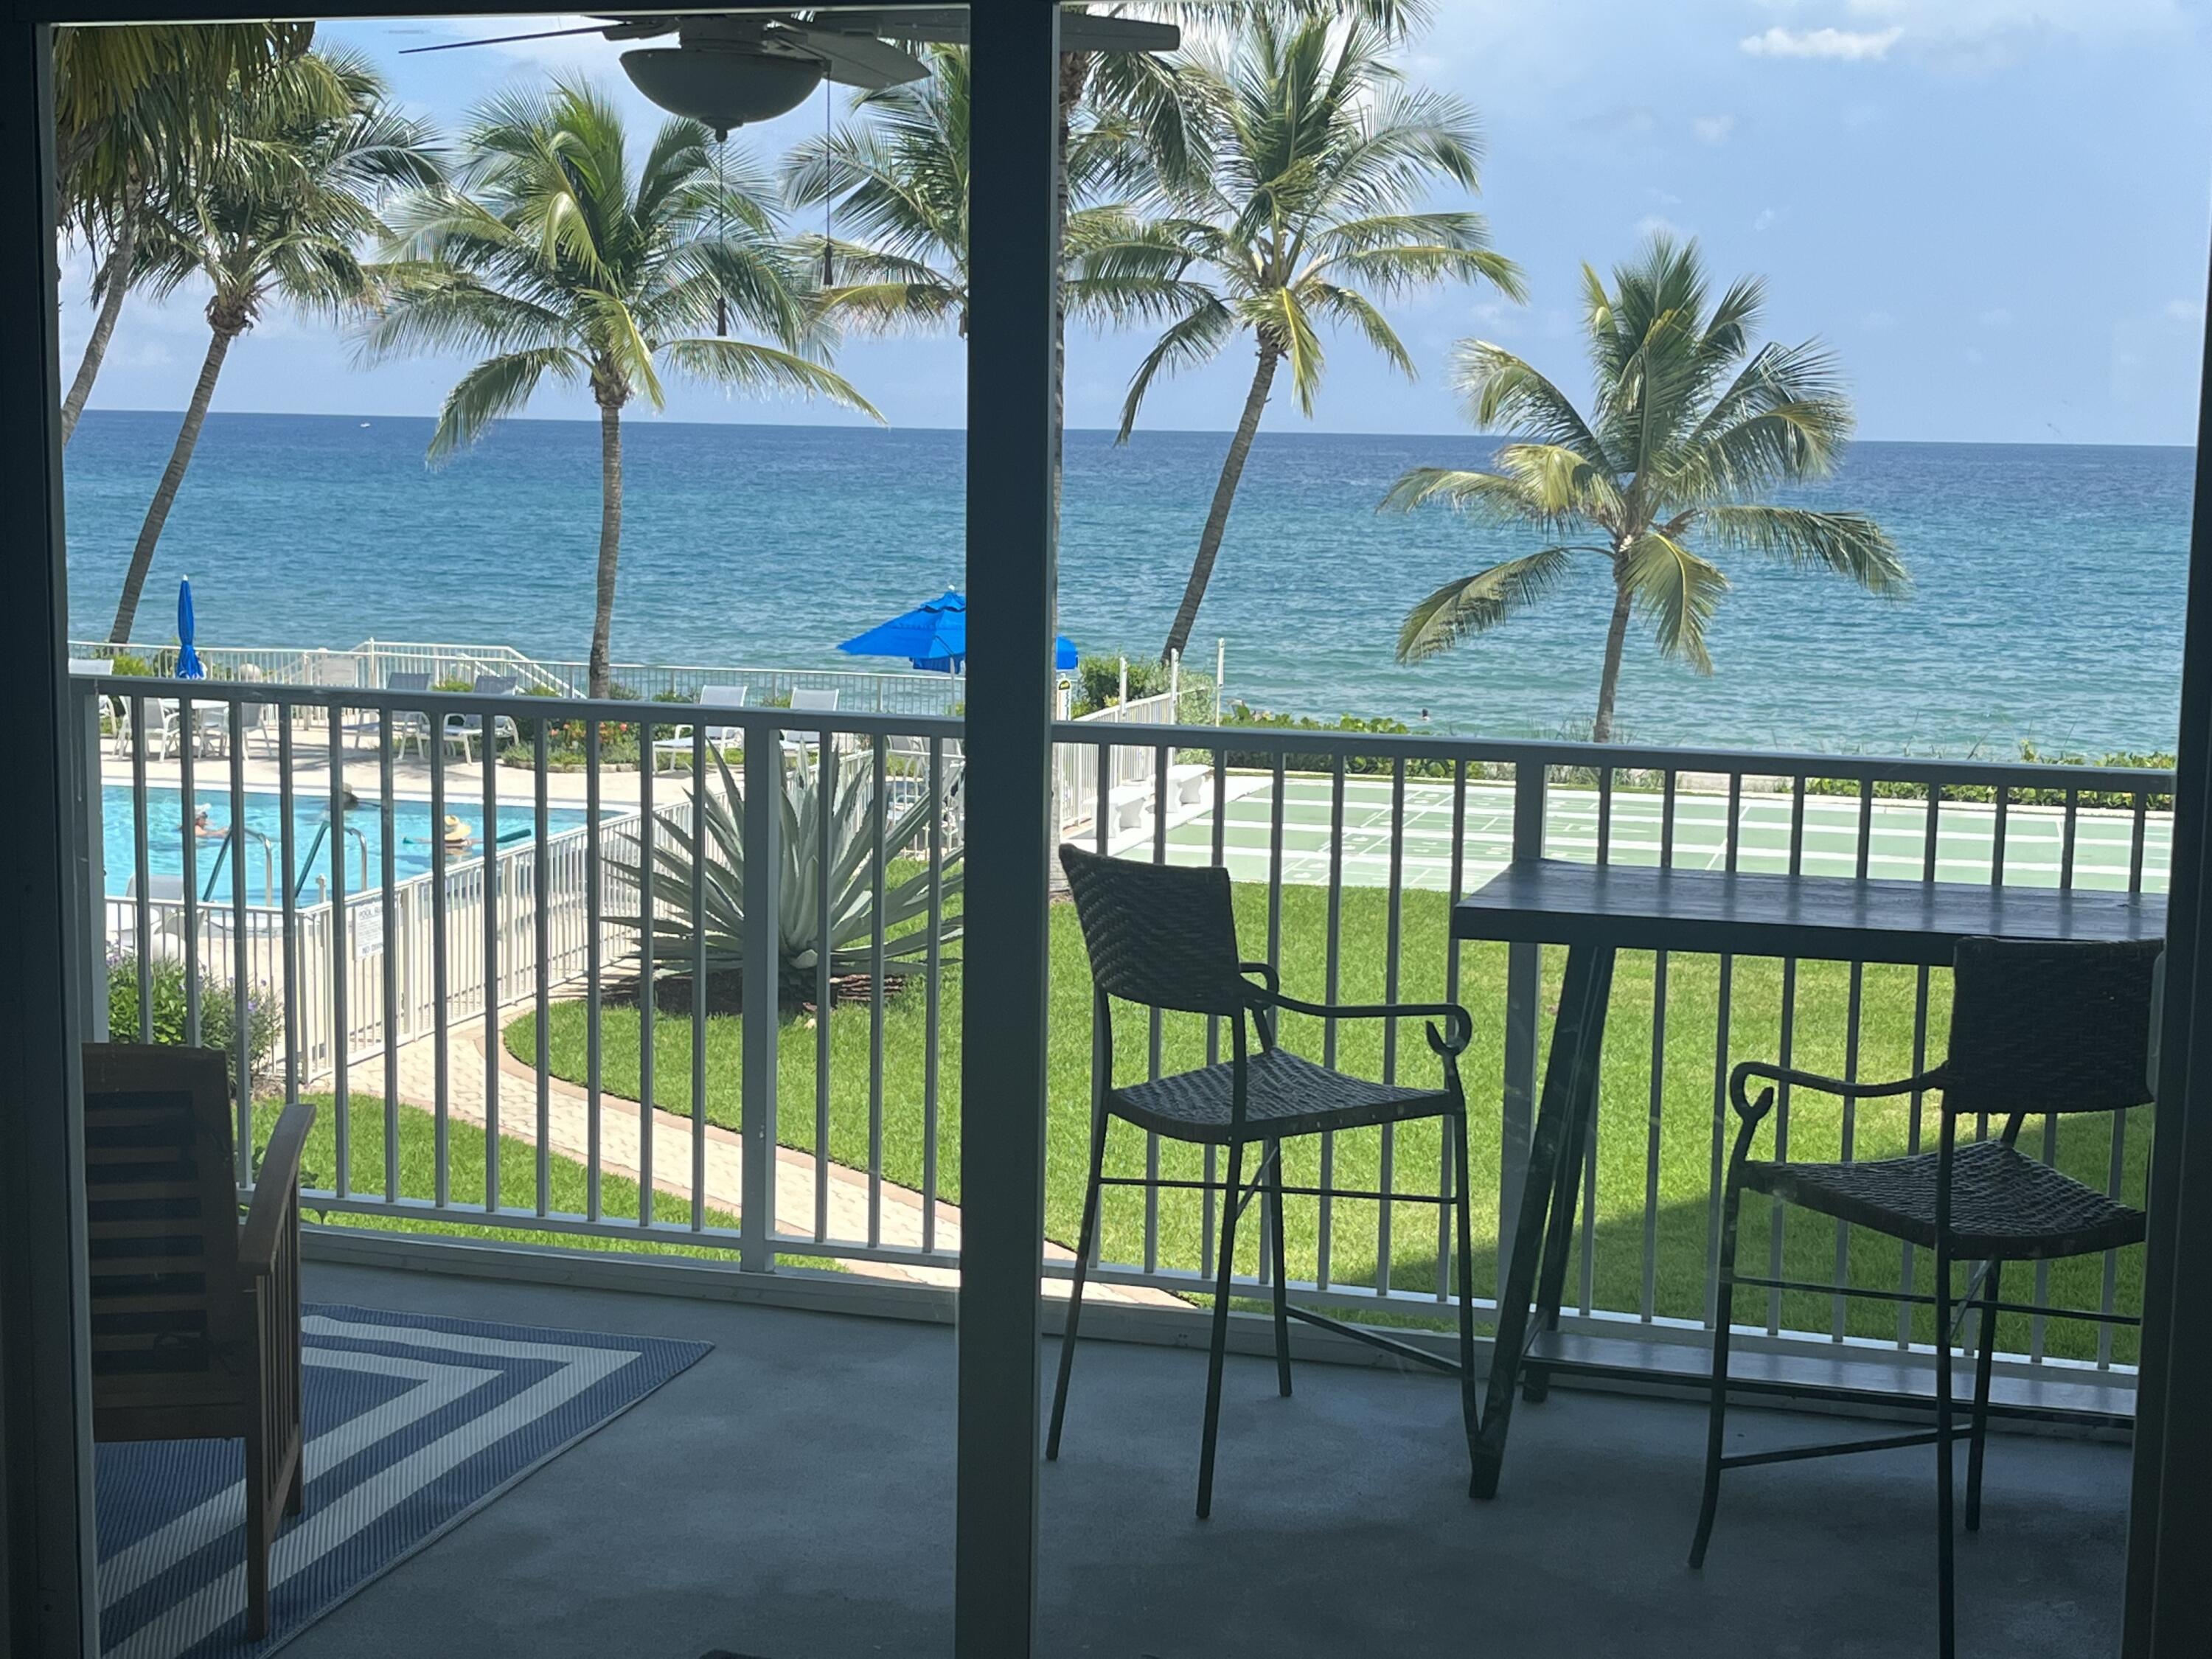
[1805,744,2175,810]
[1070,650,1217,724]
[1211,703,1460,779]
[108,653,154,677]
[107,950,278,1082]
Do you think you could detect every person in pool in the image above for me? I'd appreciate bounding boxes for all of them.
[192,807,223,840]
[442,814,473,849]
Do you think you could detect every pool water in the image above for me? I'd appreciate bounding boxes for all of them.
[100,785,594,901]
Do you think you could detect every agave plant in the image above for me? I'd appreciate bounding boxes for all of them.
[612,743,962,1009]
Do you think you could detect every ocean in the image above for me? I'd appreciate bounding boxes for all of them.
[61,409,2194,756]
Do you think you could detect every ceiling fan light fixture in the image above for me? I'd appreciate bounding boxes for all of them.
[619,47,824,131]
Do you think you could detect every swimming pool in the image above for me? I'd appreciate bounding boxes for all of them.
[100,785,597,901]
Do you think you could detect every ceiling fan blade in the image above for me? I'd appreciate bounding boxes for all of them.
[1058,13,1180,54]
[768,21,931,88]
[400,22,619,55]
[829,7,968,45]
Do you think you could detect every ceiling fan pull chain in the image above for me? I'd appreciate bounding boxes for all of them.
[714,128,728,338]
[821,80,835,289]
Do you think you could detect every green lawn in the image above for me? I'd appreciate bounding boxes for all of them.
[274,1094,824,1268]
[504,882,2149,1362]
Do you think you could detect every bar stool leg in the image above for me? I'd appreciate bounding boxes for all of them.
[1266,1140,1291,1398]
[1197,1139,1247,1520]
[1688,1172,1744,1569]
[1966,1259,2003,1532]
[1046,1104,1111,1462]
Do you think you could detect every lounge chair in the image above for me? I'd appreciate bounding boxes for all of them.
[652,684,748,773]
[442,674,518,762]
[782,686,839,762]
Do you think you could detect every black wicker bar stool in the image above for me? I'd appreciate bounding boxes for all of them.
[1051,844,1481,1517]
[1691,936,2159,1659]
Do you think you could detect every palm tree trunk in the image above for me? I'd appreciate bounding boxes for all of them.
[1591,577,1635,744]
[1162,341,1279,664]
[588,401,624,700]
[108,322,236,644]
[63,207,136,445]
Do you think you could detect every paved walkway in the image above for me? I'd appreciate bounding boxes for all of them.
[386,1015,1175,1305]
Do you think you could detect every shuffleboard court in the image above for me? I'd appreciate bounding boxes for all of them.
[1151,772,2172,894]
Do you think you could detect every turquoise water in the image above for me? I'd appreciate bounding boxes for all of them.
[63,410,2195,754]
[101,783,591,900]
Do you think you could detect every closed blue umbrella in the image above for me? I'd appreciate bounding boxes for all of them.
[837,590,1077,672]
[175,577,205,680]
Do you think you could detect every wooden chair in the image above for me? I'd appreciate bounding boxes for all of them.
[1689,936,2160,1659]
[83,1043,316,1641]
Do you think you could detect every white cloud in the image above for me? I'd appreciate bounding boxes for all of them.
[1979,307,2014,329]
[1635,214,1688,240]
[2165,298,2205,322]
[1741,25,1905,60]
[1691,114,1737,144]
[1752,207,1780,231]
[1860,309,1898,331]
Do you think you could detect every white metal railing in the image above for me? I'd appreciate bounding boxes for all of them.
[72,672,2168,1410]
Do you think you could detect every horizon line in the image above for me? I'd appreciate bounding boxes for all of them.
[72,406,2197,452]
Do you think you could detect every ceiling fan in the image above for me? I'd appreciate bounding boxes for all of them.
[408,8,1183,136]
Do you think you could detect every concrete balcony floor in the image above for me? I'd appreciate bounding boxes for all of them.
[285,1262,2129,1659]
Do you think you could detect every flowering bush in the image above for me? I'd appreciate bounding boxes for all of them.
[106,950,279,1083]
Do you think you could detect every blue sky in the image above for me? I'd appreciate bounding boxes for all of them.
[60,0,2212,444]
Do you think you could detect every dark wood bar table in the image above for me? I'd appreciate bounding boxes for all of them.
[1453,857,2166,1499]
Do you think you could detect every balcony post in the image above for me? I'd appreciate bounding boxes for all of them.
[1499,762,1548,1248]
[740,718,779,1271]
[956,2,1062,1654]
[0,17,98,1655]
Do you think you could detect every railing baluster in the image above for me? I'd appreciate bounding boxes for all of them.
[869,731,888,1249]
[132,697,153,1043]
[229,703,251,1172]
[1146,742,1167,1277]
[1900,782,1942,1346]
[479,700,498,1212]
[638,721,655,1226]
[1834,776,1874,1343]
[1704,771,1742,1329]
[686,723,709,1231]
[817,732,835,1242]
[1380,757,1406,1301]
[1764,775,1807,1335]
[1441,759,1467,1302]
[1201,751,1227,1279]
[380,712,400,1202]
[1642,770,1677,1321]
[585,717,602,1222]
[922,734,944,1254]
[1319,757,1345,1290]
[430,719,450,1207]
[181,695,201,1048]
[542,721,557,1220]
[329,701,349,1197]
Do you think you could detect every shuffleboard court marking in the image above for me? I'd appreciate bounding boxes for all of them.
[1146,771,2172,896]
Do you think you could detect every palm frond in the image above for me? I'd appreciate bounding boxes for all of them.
[1618,532,1728,672]
[1700,505,1908,594]
[427,345,583,462]
[656,338,883,420]
[1395,548,1576,661]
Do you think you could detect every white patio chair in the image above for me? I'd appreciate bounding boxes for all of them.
[782,687,839,762]
[652,684,748,773]
[442,674,518,762]
[384,672,434,759]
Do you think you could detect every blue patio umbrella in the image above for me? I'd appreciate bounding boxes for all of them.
[836,590,1077,673]
[174,577,205,680]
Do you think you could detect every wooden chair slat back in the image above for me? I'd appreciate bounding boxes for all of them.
[82,1043,248,1402]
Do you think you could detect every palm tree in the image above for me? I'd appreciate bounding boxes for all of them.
[1106,14,1523,664]
[781,44,1196,340]
[105,52,439,643]
[366,83,879,698]
[1390,235,1907,743]
[55,24,332,442]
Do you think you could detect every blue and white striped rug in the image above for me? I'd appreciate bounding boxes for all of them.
[94,1304,712,1659]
